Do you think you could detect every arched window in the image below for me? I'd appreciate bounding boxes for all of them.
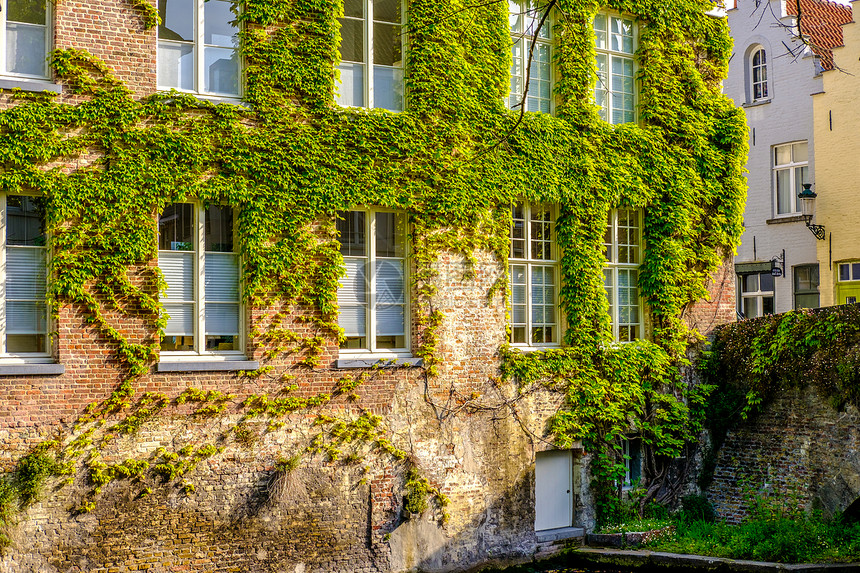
[751,47,768,101]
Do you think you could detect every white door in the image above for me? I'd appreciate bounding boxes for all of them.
[534,449,573,531]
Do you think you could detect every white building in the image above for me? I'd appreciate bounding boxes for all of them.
[724,0,851,317]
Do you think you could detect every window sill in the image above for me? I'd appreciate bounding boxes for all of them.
[156,360,260,372]
[336,356,423,369]
[766,215,805,225]
[743,98,771,108]
[508,345,563,354]
[154,89,246,107]
[0,363,65,376]
[0,76,62,94]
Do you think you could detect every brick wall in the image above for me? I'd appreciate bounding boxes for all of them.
[0,4,740,572]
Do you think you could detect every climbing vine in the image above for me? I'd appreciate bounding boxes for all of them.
[0,0,746,537]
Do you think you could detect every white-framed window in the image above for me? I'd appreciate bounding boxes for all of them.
[603,209,641,342]
[508,0,553,114]
[839,262,860,283]
[336,0,405,112]
[157,0,241,98]
[751,47,768,101]
[158,203,243,357]
[594,11,636,124]
[773,141,809,216]
[1,0,51,79]
[0,195,50,359]
[738,271,774,319]
[510,202,559,347]
[794,264,819,310]
[336,209,409,354]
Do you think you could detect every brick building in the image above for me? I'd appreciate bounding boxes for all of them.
[0,1,742,572]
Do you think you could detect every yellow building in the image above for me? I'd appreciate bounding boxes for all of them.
[812,1,860,307]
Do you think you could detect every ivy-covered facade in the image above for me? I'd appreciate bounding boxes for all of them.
[0,0,746,571]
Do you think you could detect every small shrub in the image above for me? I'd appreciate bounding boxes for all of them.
[679,493,715,523]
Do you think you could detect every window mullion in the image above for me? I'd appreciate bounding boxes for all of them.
[196,204,205,355]
[0,194,6,354]
[368,210,376,353]
[366,0,374,108]
[197,0,204,94]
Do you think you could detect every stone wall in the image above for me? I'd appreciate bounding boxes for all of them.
[708,385,860,524]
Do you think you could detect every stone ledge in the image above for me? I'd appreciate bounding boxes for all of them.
[0,77,62,94]
[570,547,860,571]
[0,363,65,376]
[336,357,423,369]
[156,360,260,372]
[536,527,586,543]
[766,215,806,225]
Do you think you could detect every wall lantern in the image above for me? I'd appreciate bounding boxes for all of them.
[797,183,826,241]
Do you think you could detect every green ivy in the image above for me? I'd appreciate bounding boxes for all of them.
[0,0,746,534]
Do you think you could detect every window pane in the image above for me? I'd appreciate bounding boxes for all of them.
[158,42,195,91]
[793,142,809,163]
[774,145,791,166]
[841,264,851,282]
[6,248,46,299]
[204,46,240,96]
[336,63,366,107]
[337,211,366,256]
[338,18,365,63]
[743,297,757,319]
[205,303,239,335]
[376,259,405,304]
[344,0,363,18]
[205,253,239,301]
[6,301,46,334]
[853,263,860,280]
[594,13,607,49]
[373,22,402,67]
[162,335,194,351]
[7,334,45,353]
[163,302,194,335]
[762,296,774,315]
[339,306,366,338]
[795,293,819,310]
[205,206,234,252]
[376,305,405,336]
[375,212,405,258]
[206,335,236,351]
[374,0,400,24]
[339,259,367,304]
[509,0,523,34]
[160,252,195,301]
[760,272,774,292]
[8,0,46,24]
[373,65,403,112]
[611,16,634,54]
[795,166,809,202]
[204,0,238,46]
[158,0,195,42]
[743,273,758,293]
[159,204,194,250]
[6,22,47,76]
[775,168,792,214]
[7,196,46,246]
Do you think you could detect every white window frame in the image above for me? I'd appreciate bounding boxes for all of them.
[335,0,406,111]
[0,0,52,79]
[594,10,637,125]
[838,261,860,283]
[157,0,242,99]
[604,209,643,342]
[509,202,560,349]
[337,208,411,357]
[738,272,774,319]
[751,46,768,102]
[0,193,52,363]
[508,0,554,115]
[772,141,809,217]
[158,203,245,361]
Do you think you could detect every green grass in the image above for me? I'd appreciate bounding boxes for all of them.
[597,518,674,534]
[644,515,860,563]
